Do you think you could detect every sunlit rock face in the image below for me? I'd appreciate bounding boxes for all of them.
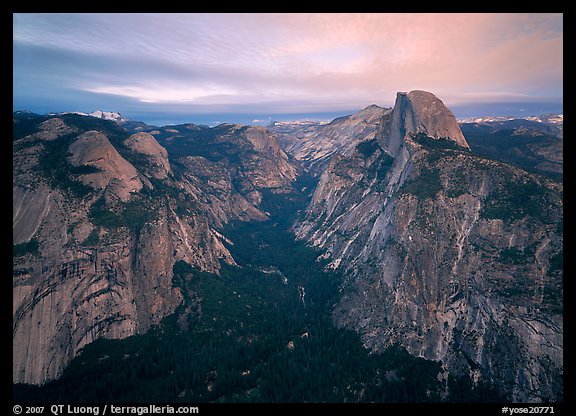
[124,132,172,179]
[68,130,144,201]
[274,104,390,175]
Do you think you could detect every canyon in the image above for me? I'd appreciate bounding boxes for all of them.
[13,91,563,402]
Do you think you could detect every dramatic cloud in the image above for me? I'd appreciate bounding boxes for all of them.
[13,13,562,123]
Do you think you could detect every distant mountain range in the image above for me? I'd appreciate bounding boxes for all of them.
[458,114,563,125]
[30,108,564,135]
[46,110,128,122]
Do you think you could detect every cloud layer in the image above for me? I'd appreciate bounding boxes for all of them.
[13,13,563,119]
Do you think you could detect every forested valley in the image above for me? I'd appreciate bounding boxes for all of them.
[14,175,503,403]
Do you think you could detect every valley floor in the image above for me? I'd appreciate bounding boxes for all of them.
[13,178,504,403]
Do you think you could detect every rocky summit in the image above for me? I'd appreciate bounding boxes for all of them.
[379,90,469,157]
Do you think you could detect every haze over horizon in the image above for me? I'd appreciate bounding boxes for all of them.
[13,13,563,126]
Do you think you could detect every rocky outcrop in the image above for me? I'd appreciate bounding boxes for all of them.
[14,235,140,385]
[13,184,53,245]
[272,105,390,174]
[68,131,143,201]
[379,91,468,157]
[403,90,468,148]
[156,123,300,207]
[295,91,562,402]
[241,126,298,187]
[28,118,78,142]
[124,132,172,179]
[175,156,267,226]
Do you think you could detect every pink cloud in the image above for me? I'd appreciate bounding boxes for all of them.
[14,13,562,112]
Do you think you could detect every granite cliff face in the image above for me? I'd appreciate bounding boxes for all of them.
[294,91,562,402]
[379,90,468,157]
[68,131,144,201]
[124,132,172,179]
[270,105,389,174]
[153,123,299,207]
[13,113,298,385]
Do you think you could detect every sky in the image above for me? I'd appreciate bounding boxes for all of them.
[13,13,563,126]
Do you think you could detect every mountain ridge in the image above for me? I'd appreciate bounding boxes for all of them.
[269,104,390,175]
